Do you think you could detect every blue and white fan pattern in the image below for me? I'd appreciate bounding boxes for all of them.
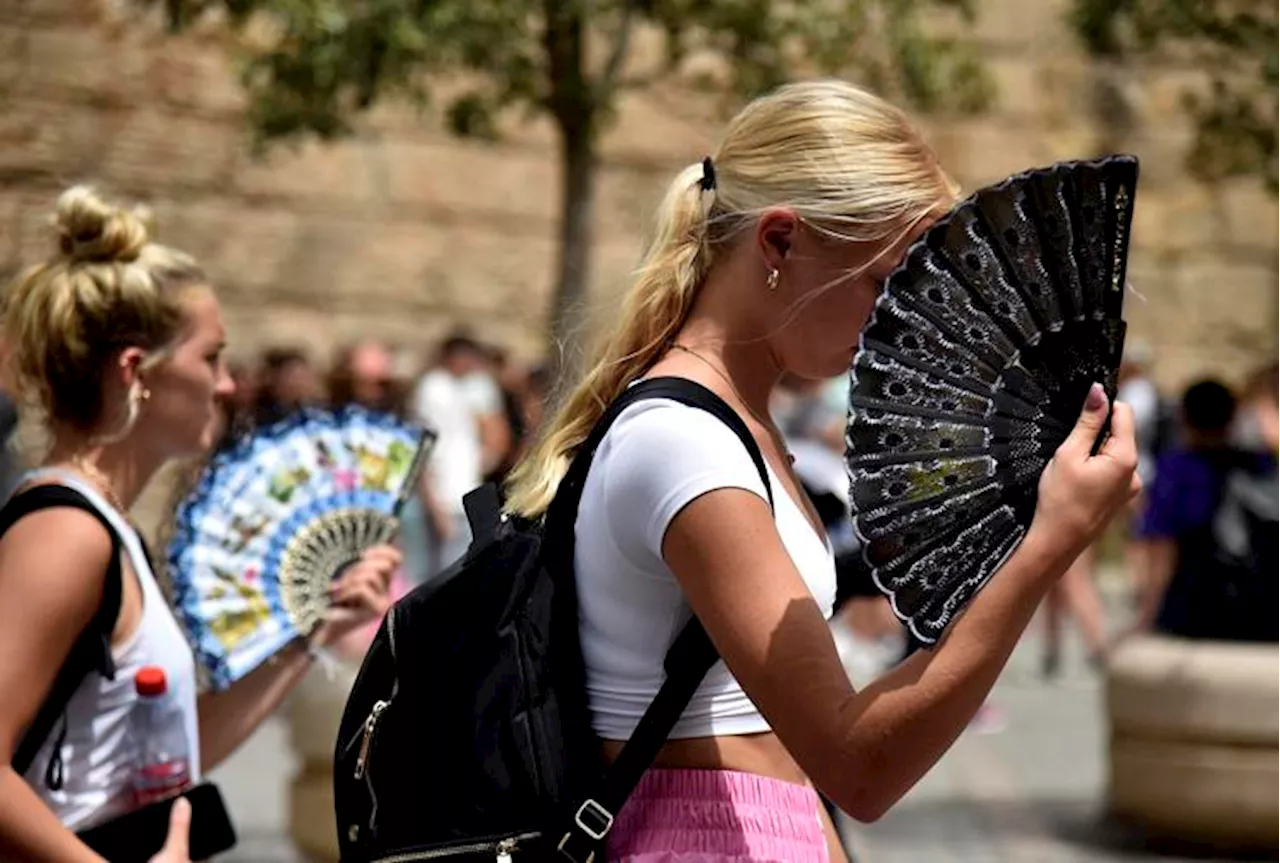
[167,406,434,690]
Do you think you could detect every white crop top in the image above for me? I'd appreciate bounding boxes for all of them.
[574,398,837,740]
[18,471,202,831]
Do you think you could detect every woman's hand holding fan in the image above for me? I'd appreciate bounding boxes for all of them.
[311,543,402,648]
[1030,384,1142,564]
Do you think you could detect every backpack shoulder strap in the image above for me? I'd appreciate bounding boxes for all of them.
[550,377,774,860]
[6,485,124,783]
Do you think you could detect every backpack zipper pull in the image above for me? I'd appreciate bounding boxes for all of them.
[353,700,390,780]
[495,837,518,862]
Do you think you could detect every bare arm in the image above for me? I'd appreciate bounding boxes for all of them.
[663,393,1139,821]
[0,511,113,863]
[197,545,400,771]
[1133,538,1176,631]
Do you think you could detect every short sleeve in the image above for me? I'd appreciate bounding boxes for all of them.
[595,400,771,565]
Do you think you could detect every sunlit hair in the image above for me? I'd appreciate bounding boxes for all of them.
[1,185,207,440]
[505,79,959,517]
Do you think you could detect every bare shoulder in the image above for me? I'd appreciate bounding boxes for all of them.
[0,502,115,599]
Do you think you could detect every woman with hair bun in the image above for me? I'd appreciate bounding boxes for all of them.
[504,80,1140,861]
[0,186,399,862]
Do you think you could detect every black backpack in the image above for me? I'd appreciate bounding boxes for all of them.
[333,377,774,862]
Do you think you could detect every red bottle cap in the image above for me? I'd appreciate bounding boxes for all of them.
[135,666,168,697]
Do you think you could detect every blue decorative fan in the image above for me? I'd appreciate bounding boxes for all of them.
[167,406,434,690]
[846,155,1138,645]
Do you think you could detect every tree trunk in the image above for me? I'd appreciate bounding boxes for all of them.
[546,123,597,389]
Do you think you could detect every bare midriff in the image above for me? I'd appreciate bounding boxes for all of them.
[601,731,808,786]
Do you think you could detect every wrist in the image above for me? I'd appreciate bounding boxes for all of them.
[1022,522,1085,580]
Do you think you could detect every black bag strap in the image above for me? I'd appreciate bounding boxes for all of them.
[7,485,124,786]
[546,377,774,861]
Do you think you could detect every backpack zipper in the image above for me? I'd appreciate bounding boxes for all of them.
[354,699,391,780]
[371,832,539,862]
[353,608,402,838]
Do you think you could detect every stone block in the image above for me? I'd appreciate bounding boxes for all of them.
[971,0,1076,50]
[599,87,719,166]
[4,0,102,27]
[1107,635,1279,850]
[142,38,246,115]
[234,138,377,210]
[0,97,107,178]
[1110,735,1279,849]
[20,24,141,97]
[1128,184,1222,254]
[205,204,303,291]
[926,118,1063,188]
[381,139,557,225]
[100,109,237,191]
[1217,181,1279,253]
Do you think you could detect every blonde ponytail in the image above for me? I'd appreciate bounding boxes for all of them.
[505,79,957,518]
[504,163,713,517]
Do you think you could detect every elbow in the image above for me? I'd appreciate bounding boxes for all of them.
[840,790,894,824]
[820,753,907,824]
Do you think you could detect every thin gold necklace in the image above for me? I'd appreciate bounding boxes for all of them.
[65,458,131,516]
[670,343,795,465]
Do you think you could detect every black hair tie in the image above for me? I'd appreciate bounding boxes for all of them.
[700,156,717,192]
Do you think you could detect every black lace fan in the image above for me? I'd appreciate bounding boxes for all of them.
[845,155,1138,645]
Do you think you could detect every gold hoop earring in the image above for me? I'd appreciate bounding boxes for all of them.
[766,268,780,292]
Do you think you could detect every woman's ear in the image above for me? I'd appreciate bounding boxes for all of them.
[117,347,147,388]
[755,208,798,272]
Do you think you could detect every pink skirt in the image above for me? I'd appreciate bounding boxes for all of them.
[605,768,830,863]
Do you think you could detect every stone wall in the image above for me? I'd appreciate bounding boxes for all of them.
[2,0,1276,392]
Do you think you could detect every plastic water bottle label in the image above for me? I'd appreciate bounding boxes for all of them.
[133,758,190,807]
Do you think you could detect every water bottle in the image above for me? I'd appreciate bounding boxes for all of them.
[132,666,191,807]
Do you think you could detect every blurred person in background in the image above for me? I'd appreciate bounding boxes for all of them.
[327,340,404,416]
[412,331,506,578]
[483,344,529,485]
[519,363,552,444]
[1117,342,1161,487]
[209,359,258,450]
[1234,362,1279,456]
[0,186,397,863]
[251,346,320,427]
[1039,546,1108,677]
[1132,378,1277,642]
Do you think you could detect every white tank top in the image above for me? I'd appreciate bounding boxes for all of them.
[18,470,202,832]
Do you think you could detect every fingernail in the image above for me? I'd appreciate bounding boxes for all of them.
[1086,382,1105,411]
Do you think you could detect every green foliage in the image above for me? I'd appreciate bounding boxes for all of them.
[146,0,993,149]
[1070,0,1278,191]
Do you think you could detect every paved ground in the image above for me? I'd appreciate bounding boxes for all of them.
[838,629,1272,863]
[212,580,1272,863]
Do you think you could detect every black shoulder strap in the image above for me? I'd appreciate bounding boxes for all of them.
[548,377,774,861]
[7,485,124,784]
